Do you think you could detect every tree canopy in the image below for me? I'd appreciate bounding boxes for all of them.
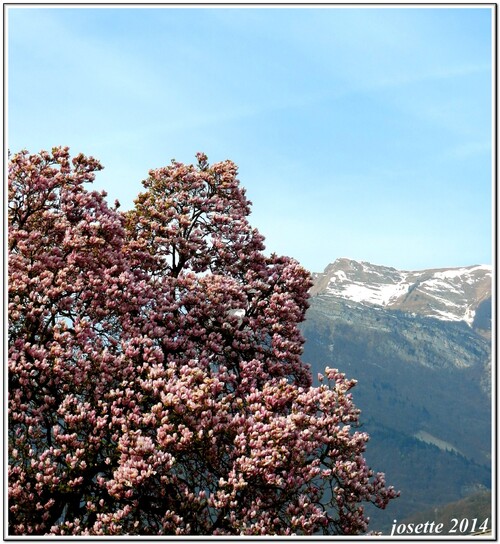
[8,147,398,535]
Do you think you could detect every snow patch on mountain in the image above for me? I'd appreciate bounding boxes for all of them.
[331,278,410,306]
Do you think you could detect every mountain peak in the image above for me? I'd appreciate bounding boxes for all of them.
[311,259,492,328]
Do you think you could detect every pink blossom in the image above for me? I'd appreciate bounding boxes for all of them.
[8,149,398,536]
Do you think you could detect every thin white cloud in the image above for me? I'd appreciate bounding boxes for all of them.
[443,141,492,160]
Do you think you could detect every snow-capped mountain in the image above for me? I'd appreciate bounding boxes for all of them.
[311,258,492,328]
[302,258,492,532]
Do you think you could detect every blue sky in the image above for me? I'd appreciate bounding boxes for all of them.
[7,6,493,273]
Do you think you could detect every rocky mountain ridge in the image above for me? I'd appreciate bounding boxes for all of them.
[311,258,491,333]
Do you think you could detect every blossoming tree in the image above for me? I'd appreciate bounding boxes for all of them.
[8,147,398,536]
